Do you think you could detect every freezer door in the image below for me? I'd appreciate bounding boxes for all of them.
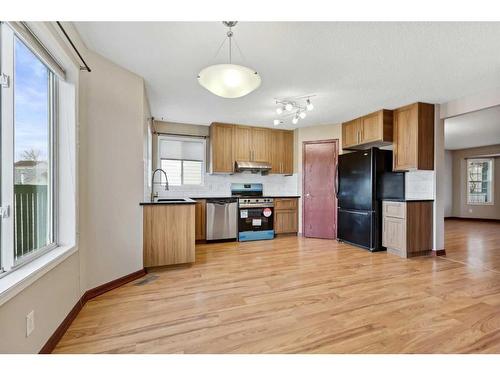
[338,150,373,211]
[337,208,374,250]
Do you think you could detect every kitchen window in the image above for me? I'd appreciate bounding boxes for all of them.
[158,135,206,186]
[1,23,58,274]
[467,158,494,205]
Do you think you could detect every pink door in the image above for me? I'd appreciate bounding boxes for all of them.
[303,140,338,239]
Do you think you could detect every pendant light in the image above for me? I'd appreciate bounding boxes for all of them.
[198,22,261,98]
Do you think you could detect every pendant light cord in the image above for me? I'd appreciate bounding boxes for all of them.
[211,22,246,64]
[228,26,233,64]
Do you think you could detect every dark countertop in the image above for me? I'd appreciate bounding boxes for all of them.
[140,198,196,206]
[382,199,434,202]
[188,195,301,199]
[140,195,301,206]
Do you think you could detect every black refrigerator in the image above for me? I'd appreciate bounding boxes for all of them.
[336,148,396,251]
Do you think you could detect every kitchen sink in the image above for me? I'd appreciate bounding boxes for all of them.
[155,198,193,203]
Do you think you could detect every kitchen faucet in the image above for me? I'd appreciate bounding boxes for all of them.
[151,168,169,202]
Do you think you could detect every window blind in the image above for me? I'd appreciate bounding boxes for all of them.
[159,138,204,161]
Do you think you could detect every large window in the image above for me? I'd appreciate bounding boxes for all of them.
[158,136,205,187]
[467,158,494,205]
[1,24,57,274]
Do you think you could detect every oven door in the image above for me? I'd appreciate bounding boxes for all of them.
[238,207,274,241]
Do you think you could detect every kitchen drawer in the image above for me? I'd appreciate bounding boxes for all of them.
[275,198,297,210]
[383,201,406,219]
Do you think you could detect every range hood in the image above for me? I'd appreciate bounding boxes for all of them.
[234,160,272,174]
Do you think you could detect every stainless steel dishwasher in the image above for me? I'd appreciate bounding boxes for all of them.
[206,198,238,241]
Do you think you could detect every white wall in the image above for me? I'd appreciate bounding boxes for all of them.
[444,150,453,217]
[78,49,148,290]
[433,109,445,252]
[0,254,80,353]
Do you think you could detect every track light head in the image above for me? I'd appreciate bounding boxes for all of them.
[306,99,314,111]
[285,103,293,111]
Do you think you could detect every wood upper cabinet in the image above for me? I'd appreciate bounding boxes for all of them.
[194,199,206,241]
[209,123,293,175]
[232,125,252,162]
[282,130,294,174]
[270,129,294,175]
[393,102,434,171]
[251,127,271,162]
[233,125,271,162]
[210,123,234,173]
[342,118,361,149]
[342,110,393,150]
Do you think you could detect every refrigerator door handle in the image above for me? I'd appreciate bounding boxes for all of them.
[334,163,339,198]
[338,209,371,216]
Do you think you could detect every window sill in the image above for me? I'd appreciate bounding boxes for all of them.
[0,244,78,307]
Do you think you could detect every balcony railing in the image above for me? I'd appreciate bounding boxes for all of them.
[14,184,48,260]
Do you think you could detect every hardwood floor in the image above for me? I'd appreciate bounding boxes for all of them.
[54,219,500,353]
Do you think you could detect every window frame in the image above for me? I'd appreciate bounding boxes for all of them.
[466,158,494,206]
[157,135,206,188]
[0,24,58,277]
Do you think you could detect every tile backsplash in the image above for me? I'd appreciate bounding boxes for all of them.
[405,170,435,200]
[155,172,299,198]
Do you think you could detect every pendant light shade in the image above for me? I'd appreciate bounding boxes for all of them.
[197,21,261,99]
[198,64,261,98]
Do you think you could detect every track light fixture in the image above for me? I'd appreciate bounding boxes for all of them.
[272,95,316,126]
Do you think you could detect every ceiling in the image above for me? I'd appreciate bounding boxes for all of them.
[74,22,500,128]
[445,105,500,150]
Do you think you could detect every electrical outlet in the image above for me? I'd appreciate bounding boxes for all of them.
[468,208,473,213]
[26,310,35,337]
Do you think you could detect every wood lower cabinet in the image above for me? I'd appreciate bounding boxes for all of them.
[342,110,393,150]
[210,123,234,173]
[393,102,434,171]
[194,199,206,241]
[270,129,294,175]
[143,204,195,267]
[274,198,298,234]
[382,200,433,258]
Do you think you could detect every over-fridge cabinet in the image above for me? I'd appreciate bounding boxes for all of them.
[209,122,294,175]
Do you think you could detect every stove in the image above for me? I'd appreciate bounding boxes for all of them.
[238,197,274,208]
[230,183,275,241]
